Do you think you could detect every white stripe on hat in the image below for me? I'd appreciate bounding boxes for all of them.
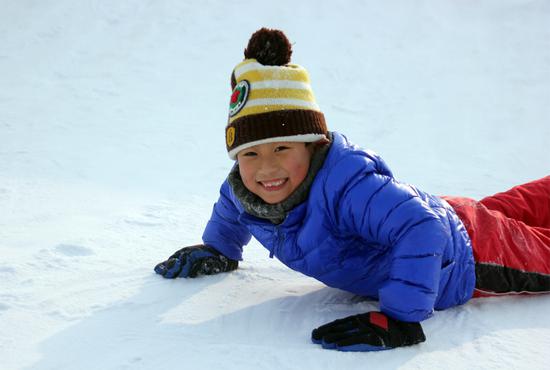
[245,98,320,111]
[250,80,311,90]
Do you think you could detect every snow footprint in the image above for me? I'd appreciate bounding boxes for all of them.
[0,294,18,314]
[0,265,16,274]
[123,211,164,227]
[0,302,10,313]
[54,243,94,257]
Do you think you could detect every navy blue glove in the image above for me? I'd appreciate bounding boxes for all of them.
[312,311,425,352]
[154,244,238,278]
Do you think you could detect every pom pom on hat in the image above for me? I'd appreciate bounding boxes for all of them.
[244,28,293,66]
[225,28,328,160]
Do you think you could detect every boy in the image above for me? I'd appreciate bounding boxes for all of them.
[155,28,550,352]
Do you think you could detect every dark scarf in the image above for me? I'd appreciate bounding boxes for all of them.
[227,134,332,224]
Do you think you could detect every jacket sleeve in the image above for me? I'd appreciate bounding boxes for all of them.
[335,171,450,322]
[202,180,252,261]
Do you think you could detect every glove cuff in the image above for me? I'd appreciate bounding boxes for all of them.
[203,245,239,272]
[380,313,425,347]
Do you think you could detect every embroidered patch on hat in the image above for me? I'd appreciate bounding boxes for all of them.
[229,80,250,117]
[226,126,236,147]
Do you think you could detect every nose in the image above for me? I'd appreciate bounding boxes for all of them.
[257,155,280,178]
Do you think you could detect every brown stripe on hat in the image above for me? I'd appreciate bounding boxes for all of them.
[226,109,327,156]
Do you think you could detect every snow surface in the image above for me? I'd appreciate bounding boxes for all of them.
[1,1,550,369]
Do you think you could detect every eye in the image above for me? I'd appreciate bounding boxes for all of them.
[274,146,289,152]
[242,151,257,157]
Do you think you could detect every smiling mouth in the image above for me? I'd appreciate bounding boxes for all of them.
[258,178,288,191]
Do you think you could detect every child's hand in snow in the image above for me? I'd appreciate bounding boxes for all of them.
[154,245,238,278]
[311,311,425,351]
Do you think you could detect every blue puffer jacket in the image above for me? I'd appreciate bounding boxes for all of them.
[202,132,476,322]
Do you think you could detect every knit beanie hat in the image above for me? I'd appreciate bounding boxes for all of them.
[225,28,328,159]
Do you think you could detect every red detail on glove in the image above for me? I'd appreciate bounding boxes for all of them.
[370,312,389,331]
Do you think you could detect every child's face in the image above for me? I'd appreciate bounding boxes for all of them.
[237,141,314,204]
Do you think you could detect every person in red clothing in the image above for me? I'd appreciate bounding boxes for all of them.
[444,176,550,297]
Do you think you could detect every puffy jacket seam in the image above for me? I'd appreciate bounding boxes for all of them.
[393,216,440,246]
[377,195,418,244]
[388,277,437,293]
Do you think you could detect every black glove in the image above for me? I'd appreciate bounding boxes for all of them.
[311,311,425,352]
[154,244,238,279]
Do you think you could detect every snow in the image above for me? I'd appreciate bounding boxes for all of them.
[1,1,549,369]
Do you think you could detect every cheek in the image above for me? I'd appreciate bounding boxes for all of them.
[288,158,310,183]
[239,163,257,189]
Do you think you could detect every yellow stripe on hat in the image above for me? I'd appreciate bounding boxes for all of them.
[249,88,315,102]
